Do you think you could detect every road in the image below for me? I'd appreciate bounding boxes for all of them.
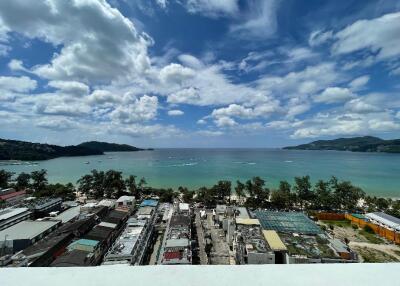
[195,210,208,265]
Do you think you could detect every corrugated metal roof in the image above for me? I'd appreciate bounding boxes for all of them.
[54,207,80,223]
[235,218,260,225]
[0,207,30,221]
[0,220,59,240]
[366,212,400,231]
[262,230,287,251]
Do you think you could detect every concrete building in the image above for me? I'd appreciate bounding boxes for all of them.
[103,218,153,265]
[161,213,192,265]
[11,232,74,267]
[25,198,63,219]
[116,196,135,212]
[0,220,61,253]
[254,210,357,264]
[178,203,190,214]
[98,199,116,209]
[137,206,155,220]
[234,219,275,265]
[0,207,32,231]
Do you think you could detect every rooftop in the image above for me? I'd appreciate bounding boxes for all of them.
[179,203,190,211]
[262,230,287,252]
[170,215,191,227]
[165,238,190,248]
[255,211,322,235]
[0,220,60,241]
[50,249,94,267]
[84,226,114,242]
[106,225,145,257]
[279,233,336,259]
[235,218,260,226]
[116,196,135,203]
[366,212,400,230]
[137,206,154,216]
[69,239,99,248]
[0,207,30,221]
[140,199,158,208]
[0,190,26,201]
[53,206,80,223]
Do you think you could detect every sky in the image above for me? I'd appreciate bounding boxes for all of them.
[0,0,400,148]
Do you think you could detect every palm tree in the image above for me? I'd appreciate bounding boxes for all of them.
[30,169,48,192]
[125,175,139,199]
[234,180,245,205]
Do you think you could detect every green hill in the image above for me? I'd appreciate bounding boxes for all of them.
[283,136,400,153]
[77,141,143,152]
[0,138,146,161]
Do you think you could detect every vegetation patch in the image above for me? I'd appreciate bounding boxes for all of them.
[359,230,384,244]
[320,220,350,227]
[354,247,399,263]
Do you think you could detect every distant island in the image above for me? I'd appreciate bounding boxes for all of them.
[283,136,400,153]
[0,138,149,161]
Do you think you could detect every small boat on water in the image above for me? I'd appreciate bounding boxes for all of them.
[84,161,90,164]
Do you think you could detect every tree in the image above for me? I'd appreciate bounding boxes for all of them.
[16,172,31,190]
[179,186,194,203]
[125,175,139,199]
[293,176,314,209]
[91,170,106,198]
[138,177,147,195]
[77,174,94,196]
[196,187,216,208]
[270,180,292,209]
[244,177,269,209]
[0,170,14,189]
[103,170,126,198]
[159,188,177,203]
[313,180,332,210]
[212,180,231,203]
[331,179,365,211]
[30,169,48,192]
[234,180,245,205]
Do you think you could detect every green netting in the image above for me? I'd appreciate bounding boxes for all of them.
[255,211,323,235]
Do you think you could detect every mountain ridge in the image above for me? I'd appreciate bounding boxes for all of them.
[283,136,400,153]
[0,138,147,161]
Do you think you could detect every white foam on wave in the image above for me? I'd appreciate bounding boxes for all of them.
[167,162,198,167]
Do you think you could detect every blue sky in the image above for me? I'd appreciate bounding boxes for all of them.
[0,0,400,148]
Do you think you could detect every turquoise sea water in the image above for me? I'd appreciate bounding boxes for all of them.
[1,149,400,197]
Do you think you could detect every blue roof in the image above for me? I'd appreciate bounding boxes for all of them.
[70,239,99,247]
[140,199,158,207]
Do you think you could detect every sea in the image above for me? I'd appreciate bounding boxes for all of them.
[1,149,399,197]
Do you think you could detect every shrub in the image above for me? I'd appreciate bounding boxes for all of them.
[352,224,358,230]
[329,224,334,230]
